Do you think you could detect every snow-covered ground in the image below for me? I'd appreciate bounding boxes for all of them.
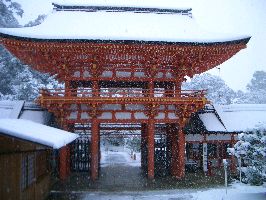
[77,182,265,200]
[192,182,266,200]
[78,181,265,200]
[92,146,265,200]
[100,145,141,167]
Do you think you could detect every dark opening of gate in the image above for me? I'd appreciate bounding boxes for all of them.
[69,123,174,180]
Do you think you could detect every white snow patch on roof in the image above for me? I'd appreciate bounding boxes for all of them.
[199,112,226,132]
[0,3,249,43]
[214,104,266,132]
[0,100,23,119]
[0,119,78,149]
[0,100,51,124]
[20,110,50,124]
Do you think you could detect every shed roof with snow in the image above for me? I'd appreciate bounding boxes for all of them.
[0,119,78,149]
[0,100,51,124]
[198,104,266,133]
[0,1,250,44]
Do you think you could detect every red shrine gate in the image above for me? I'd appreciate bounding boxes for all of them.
[0,3,250,182]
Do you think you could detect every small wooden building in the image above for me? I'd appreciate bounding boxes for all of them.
[0,119,78,200]
[185,104,266,174]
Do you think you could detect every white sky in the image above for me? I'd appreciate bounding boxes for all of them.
[14,0,266,91]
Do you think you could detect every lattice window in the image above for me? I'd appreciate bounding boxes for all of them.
[20,153,36,191]
[20,155,27,191]
[28,154,35,185]
[208,144,218,158]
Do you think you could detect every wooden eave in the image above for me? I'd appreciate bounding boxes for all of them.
[0,33,250,80]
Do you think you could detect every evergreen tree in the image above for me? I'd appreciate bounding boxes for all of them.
[246,71,266,104]
[0,0,23,27]
[0,0,59,101]
[228,122,266,185]
[182,73,236,104]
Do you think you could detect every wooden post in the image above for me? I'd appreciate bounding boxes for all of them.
[59,146,68,180]
[91,117,99,181]
[147,119,155,180]
[176,124,186,179]
[170,124,179,177]
[59,124,70,180]
[65,80,71,96]
[92,80,99,96]
[141,123,147,170]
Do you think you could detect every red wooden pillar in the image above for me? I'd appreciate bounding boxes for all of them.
[91,117,99,181]
[170,124,179,177]
[177,125,186,179]
[147,119,155,180]
[141,123,147,169]
[92,80,99,96]
[59,146,68,180]
[59,124,70,180]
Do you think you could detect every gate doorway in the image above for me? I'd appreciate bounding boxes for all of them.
[69,122,174,183]
[70,124,91,172]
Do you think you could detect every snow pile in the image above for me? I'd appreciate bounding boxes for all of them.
[0,119,78,149]
[192,181,266,200]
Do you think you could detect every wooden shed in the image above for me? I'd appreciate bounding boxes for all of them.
[0,119,78,200]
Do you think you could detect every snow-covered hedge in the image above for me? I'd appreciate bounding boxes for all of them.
[228,122,266,185]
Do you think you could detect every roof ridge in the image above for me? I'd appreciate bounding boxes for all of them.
[52,3,192,16]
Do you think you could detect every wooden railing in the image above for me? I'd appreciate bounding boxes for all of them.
[40,88,207,99]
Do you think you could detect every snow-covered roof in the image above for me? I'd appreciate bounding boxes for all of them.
[214,104,266,132]
[0,119,78,149]
[198,112,226,132]
[0,2,250,43]
[0,100,51,124]
[198,104,266,133]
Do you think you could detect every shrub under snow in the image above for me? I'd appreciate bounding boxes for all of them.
[228,122,266,185]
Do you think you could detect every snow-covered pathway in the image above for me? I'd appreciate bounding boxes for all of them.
[100,146,141,167]
[49,147,265,200]
[78,182,265,200]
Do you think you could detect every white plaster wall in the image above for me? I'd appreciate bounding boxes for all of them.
[70,104,78,110]
[68,111,78,119]
[83,70,91,78]
[115,112,131,119]
[168,112,178,119]
[101,71,113,77]
[116,71,131,77]
[125,104,145,110]
[100,104,122,110]
[186,134,203,142]
[134,72,145,78]
[134,112,148,119]
[81,112,90,119]
[207,134,231,141]
[155,112,165,119]
[73,71,80,77]
[98,112,112,119]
